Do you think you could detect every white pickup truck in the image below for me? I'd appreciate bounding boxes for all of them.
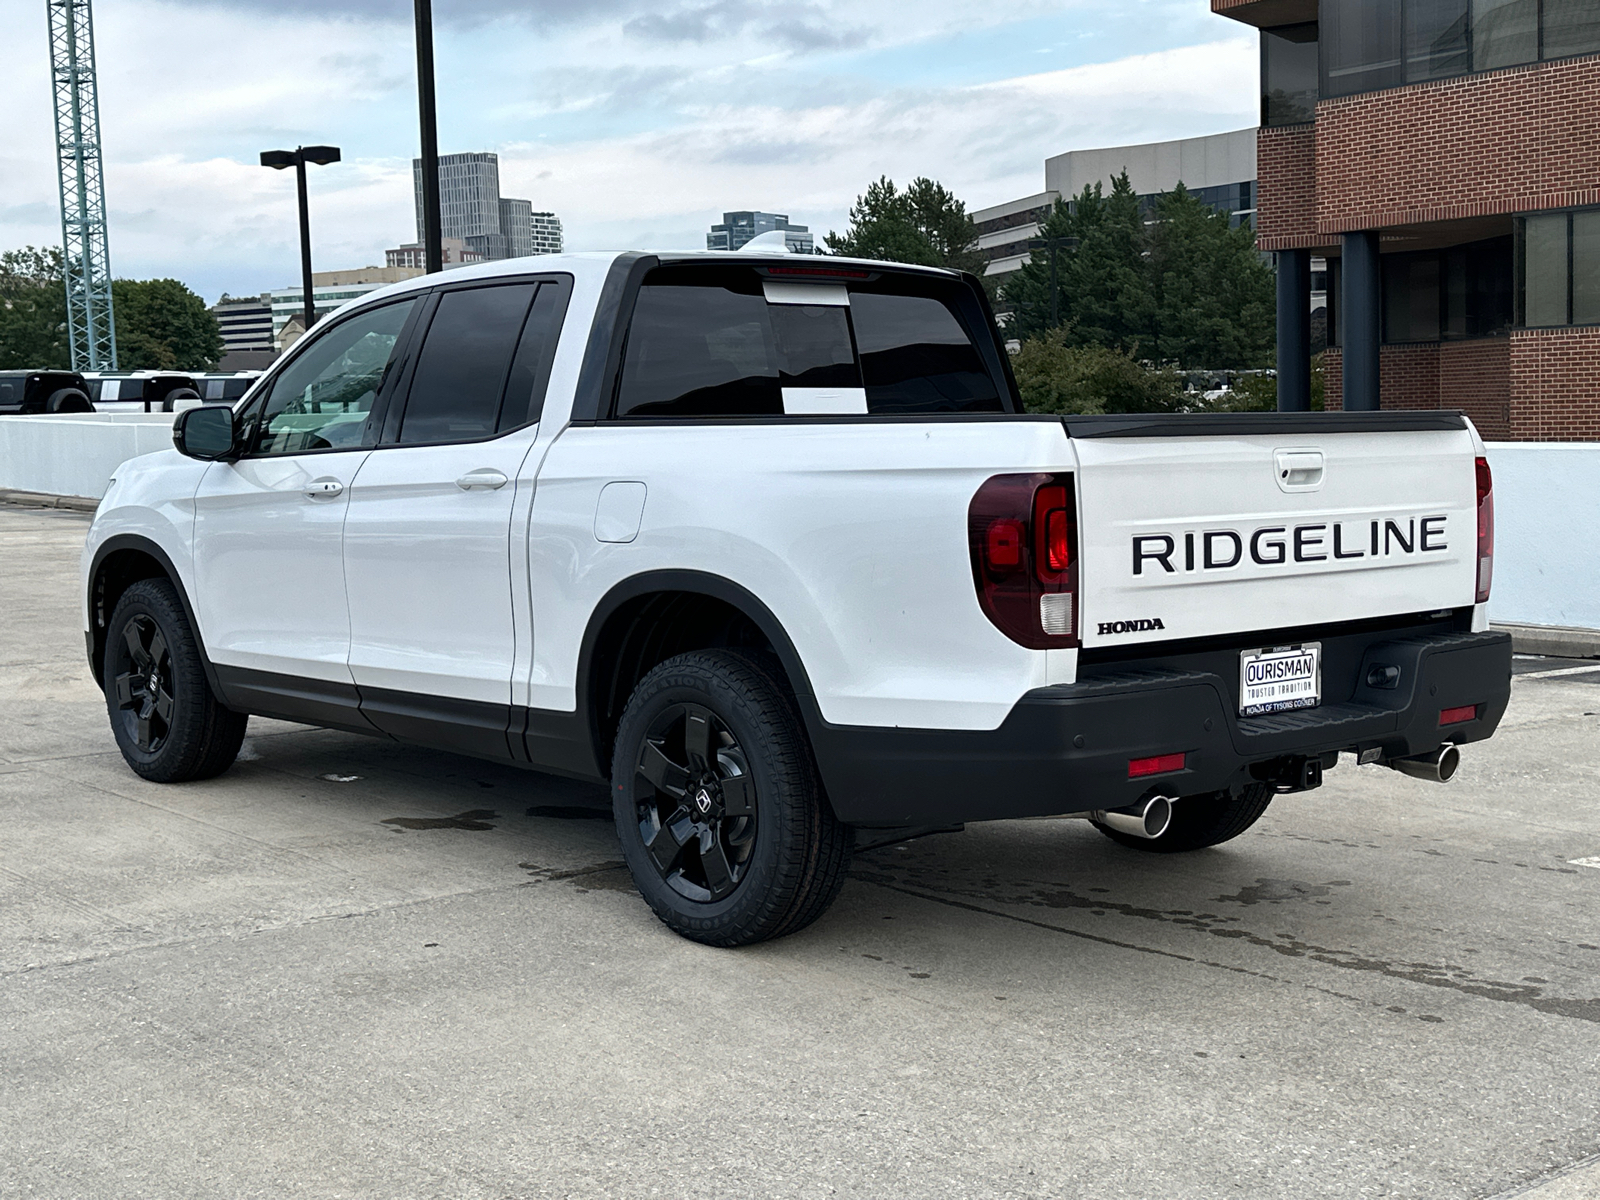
[82,250,1511,946]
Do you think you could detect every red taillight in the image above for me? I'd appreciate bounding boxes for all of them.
[986,519,1024,571]
[1439,704,1478,726]
[1475,456,1494,604]
[969,473,1078,648]
[1129,752,1186,778]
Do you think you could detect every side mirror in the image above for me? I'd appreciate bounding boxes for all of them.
[173,404,238,461]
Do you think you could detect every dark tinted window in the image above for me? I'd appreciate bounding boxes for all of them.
[849,291,1003,413]
[613,266,1003,418]
[1406,0,1470,81]
[498,281,568,430]
[1262,23,1319,127]
[1322,0,1403,96]
[399,283,536,444]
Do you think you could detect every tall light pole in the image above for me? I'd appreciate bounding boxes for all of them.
[261,145,341,335]
[414,0,443,274]
[1027,234,1080,329]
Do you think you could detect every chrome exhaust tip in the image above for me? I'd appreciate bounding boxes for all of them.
[1386,744,1461,783]
[1092,795,1174,840]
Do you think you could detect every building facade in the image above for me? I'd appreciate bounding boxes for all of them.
[974,129,1262,285]
[412,152,561,261]
[1217,0,1600,438]
[266,267,423,347]
[385,238,485,270]
[706,211,815,253]
[210,296,273,354]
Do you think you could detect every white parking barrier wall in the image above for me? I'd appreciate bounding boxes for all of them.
[1484,442,1600,633]
[0,412,177,500]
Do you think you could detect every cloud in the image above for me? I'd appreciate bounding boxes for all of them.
[622,1,868,52]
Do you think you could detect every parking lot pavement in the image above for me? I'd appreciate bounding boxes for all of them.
[2,503,1598,1200]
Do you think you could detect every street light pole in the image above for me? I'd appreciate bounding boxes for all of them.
[1027,235,1081,330]
[261,145,341,338]
[414,0,443,275]
[294,155,314,333]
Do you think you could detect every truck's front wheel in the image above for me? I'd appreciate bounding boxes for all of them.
[611,650,852,946]
[1092,783,1274,853]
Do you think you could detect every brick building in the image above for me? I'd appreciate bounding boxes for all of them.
[1215,0,1600,438]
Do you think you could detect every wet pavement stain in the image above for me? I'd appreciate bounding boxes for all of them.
[519,860,632,891]
[381,810,498,831]
[526,805,611,821]
[852,862,1600,1025]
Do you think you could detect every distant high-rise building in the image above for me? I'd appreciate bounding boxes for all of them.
[530,211,564,255]
[413,152,558,261]
[210,296,273,354]
[707,211,814,254]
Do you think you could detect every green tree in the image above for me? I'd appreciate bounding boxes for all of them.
[1001,172,1155,351]
[1011,329,1185,415]
[1147,184,1276,369]
[824,176,984,276]
[0,246,71,369]
[111,278,223,371]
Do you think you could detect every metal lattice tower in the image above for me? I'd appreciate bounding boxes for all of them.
[48,0,117,370]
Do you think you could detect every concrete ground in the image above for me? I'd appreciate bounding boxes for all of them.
[2,502,1598,1200]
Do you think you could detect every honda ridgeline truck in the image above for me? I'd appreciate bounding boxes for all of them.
[81,251,1512,945]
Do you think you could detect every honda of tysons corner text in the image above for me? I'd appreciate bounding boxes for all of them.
[81,250,1511,946]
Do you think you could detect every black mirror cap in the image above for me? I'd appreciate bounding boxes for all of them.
[173,404,238,461]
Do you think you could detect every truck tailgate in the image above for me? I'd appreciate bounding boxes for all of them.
[1069,415,1480,650]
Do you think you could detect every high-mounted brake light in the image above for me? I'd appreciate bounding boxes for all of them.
[969,473,1079,648]
[1475,456,1494,604]
[762,265,872,279]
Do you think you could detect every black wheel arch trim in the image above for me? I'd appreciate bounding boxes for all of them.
[86,534,228,702]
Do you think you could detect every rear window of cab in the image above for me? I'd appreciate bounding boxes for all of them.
[611,264,1009,419]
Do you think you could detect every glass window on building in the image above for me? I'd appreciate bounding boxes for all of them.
[1407,0,1471,81]
[1521,213,1571,328]
[1322,0,1403,97]
[1262,23,1320,125]
[1573,211,1600,326]
[1471,0,1538,69]
[1384,253,1442,342]
[1543,0,1600,60]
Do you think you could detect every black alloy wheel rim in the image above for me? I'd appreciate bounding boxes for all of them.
[633,703,758,902]
[113,615,175,753]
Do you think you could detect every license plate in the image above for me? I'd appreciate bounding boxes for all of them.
[1239,643,1321,716]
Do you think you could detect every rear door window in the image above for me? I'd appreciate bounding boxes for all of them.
[612,265,1005,419]
[398,284,537,444]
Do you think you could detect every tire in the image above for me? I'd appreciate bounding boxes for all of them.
[611,649,852,947]
[104,578,248,783]
[1092,782,1274,853]
[161,388,201,412]
[45,387,92,413]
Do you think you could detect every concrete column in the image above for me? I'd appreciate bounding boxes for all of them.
[1341,231,1381,411]
[1276,249,1312,411]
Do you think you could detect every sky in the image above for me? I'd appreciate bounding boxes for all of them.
[0,0,1256,303]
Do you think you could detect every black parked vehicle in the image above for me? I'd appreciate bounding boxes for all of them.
[0,371,94,414]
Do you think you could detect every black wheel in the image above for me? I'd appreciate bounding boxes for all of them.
[161,387,201,412]
[1092,783,1274,853]
[611,649,852,947]
[105,579,247,783]
[45,387,92,413]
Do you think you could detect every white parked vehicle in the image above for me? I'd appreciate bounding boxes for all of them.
[82,251,1511,945]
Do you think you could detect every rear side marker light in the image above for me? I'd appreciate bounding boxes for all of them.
[1439,704,1478,726]
[1129,752,1186,778]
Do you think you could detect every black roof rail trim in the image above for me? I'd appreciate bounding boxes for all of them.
[1061,411,1469,438]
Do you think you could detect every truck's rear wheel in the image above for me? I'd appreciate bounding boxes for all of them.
[105,579,248,782]
[611,649,852,946]
[1092,783,1273,853]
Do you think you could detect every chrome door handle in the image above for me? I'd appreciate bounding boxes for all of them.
[456,469,509,491]
[306,478,344,499]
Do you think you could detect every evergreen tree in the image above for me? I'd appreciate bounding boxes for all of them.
[824,176,983,276]
[1147,184,1276,369]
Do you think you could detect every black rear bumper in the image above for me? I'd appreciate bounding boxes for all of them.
[810,629,1512,827]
